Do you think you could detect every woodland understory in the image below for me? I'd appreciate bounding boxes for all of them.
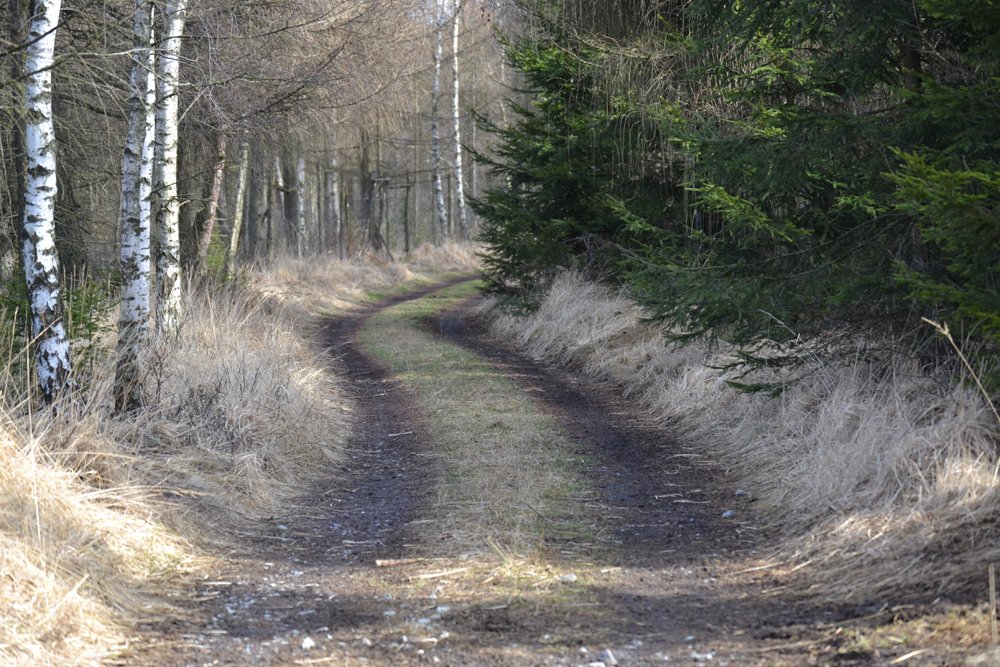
[1,0,999,664]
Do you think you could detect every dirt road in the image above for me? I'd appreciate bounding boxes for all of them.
[126,278,914,666]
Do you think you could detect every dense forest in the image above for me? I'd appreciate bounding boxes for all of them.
[476,0,999,384]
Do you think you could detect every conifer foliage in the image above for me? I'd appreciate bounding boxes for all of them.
[474,0,1000,376]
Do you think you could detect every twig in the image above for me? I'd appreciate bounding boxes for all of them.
[889,649,930,664]
[376,558,424,567]
[741,637,827,652]
[410,567,470,580]
[922,318,1000,427]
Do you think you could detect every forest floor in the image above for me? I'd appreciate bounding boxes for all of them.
[123,276,982,666]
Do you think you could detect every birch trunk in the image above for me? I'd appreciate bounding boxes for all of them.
[153,0,188,336]
[139,13,156,254]
[225,140,249,280]
[114,0,154,412]
[450,0,468,239]
[21,0,71,403]
[196,132,227,271]
[430,3,448,244]
[295,151,306,258]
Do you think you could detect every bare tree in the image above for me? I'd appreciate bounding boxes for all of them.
[430,1,449,243]
[196,133,227,272]
[451,0,469,239]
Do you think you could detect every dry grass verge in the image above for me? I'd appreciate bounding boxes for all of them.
[0,243,479,665]
[485,271,1000,603]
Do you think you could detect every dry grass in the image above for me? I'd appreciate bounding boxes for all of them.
[255,241,480,325]
[0,407,189,666]
[485,271,1000,602]
[0,244,479,665]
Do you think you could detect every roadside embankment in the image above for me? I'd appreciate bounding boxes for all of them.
[0,243,478,666]
[485,272,1000,605]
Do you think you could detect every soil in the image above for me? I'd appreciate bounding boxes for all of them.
[122,278,966,666]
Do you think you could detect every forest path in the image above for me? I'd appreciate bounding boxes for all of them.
[123,277,873,666]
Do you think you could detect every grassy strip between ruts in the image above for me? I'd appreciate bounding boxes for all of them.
[355,280,603,561]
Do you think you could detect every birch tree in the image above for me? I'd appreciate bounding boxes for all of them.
[295,150,306,257]
[21,0,72,404]
[225,140,250,280]
[430,1,449,243]
[450,0,469,239]
[154,0,188,335]
[114,0,155,412]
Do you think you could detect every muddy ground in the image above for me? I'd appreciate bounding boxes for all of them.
[124,278,978,666]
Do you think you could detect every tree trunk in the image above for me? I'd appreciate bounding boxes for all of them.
[403,180,411,254]
[196,132,227,272]
[295,150,306,258]
[272,153,285,256]
[154,0,189,336]
[430,3,448,243]
[225,140,249,280]
[22,0,71,403]
[326,126,344,260]
[315,158,324,253]
[246,159,259,258]
[451,0,468,239]
[114,0,154,412]
[6,0,28,281]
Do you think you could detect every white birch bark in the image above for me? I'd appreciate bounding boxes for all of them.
[295,151,306,257]
[114,0,154,411]
[326,126,343,260]
[225,140,249,280]
[140,10,156,245]
[450,0,468,239]
[153,0,188,336]
[430,2,449,244]
[22,0,71,403]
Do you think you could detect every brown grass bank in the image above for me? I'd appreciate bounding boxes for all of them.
[485,271,1000,604]
[0,243,479,665]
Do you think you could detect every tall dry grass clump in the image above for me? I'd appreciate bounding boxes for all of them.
[486,272,1000,602]
[126,283,350,523]
[0,390,189,665]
